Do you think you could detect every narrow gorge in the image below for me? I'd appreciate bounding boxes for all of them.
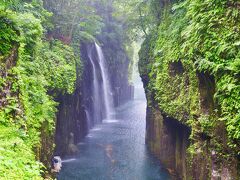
[0,0,240,180]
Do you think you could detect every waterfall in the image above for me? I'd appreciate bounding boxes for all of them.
[87,48,101,123]
[95,43,114,119]
[86,42,114,125]
[84,109,91,128]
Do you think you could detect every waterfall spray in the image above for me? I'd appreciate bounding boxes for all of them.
[86,42,115,126]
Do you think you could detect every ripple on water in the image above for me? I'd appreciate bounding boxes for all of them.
[58,100,170,180]
[91,127,102,131]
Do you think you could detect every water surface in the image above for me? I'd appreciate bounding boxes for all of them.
[58,76,170,180]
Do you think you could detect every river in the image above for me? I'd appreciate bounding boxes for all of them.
[57,74,170,180]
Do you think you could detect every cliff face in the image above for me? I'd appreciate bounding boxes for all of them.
[54,40,133,156]
[54,43,91,156]
[54,88,88,156]
[54,1,134,156]
[97,12,134,106]
[0,8,78,177]
[138,1,240,178]
[100,40,134,106]
[145,105,190,178]
[139,37,239,180]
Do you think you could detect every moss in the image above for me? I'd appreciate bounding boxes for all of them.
[0,15,18,59]
[0,5,79,179]
[139,0,240,178]
[0,125,43,179]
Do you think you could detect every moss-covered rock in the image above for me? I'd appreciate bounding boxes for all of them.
[139,0,240,179]
[0,6,78,179]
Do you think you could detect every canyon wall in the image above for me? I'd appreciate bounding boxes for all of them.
[54,40,133,156]
[54,1,134,157]
[139,3,240,177]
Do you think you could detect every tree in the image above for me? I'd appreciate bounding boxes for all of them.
[43,0,103,43]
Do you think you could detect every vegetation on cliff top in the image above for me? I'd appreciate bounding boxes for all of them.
[0,1,79,178]
[139,0,240,158]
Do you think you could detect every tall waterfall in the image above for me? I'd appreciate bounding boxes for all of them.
[87,43,114,126]
[95,43,114,120]
[87,46,101,124]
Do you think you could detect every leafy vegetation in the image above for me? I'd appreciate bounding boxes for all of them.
[1,0,239,178]
[181,0,240,144]
[0,15,18,58]
[138,0,240,164]
[0,0,135,178]
[0,125,43,179]
[44,0,104,43]
[0,1,78,179]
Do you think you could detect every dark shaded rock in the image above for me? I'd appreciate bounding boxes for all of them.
[99,39,134,106]
[54,40,133,157]
[54,44,89,156]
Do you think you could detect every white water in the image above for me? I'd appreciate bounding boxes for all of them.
[58,70,170,180]
[58,43,170,180]
[84,109,91,129]
[95,43,114,120]
[87,47,101,123]
[61,158,77,163]
[87,43,114,125]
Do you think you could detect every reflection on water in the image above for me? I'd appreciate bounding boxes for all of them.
[58,75,170,180]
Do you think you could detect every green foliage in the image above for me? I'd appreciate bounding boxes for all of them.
[37,41,77,94]
[0,1,78,178]
[150,8,200,122]
[138,33,157,78]
[113,0,151,39]
[0,0,21,10]
[17,13,43,54]
[113,0,173,40]
[139,0,240,153]
[0,14,18,58]
[180,0,240,144]
[44,0,103,42]
[0,125,43,179]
